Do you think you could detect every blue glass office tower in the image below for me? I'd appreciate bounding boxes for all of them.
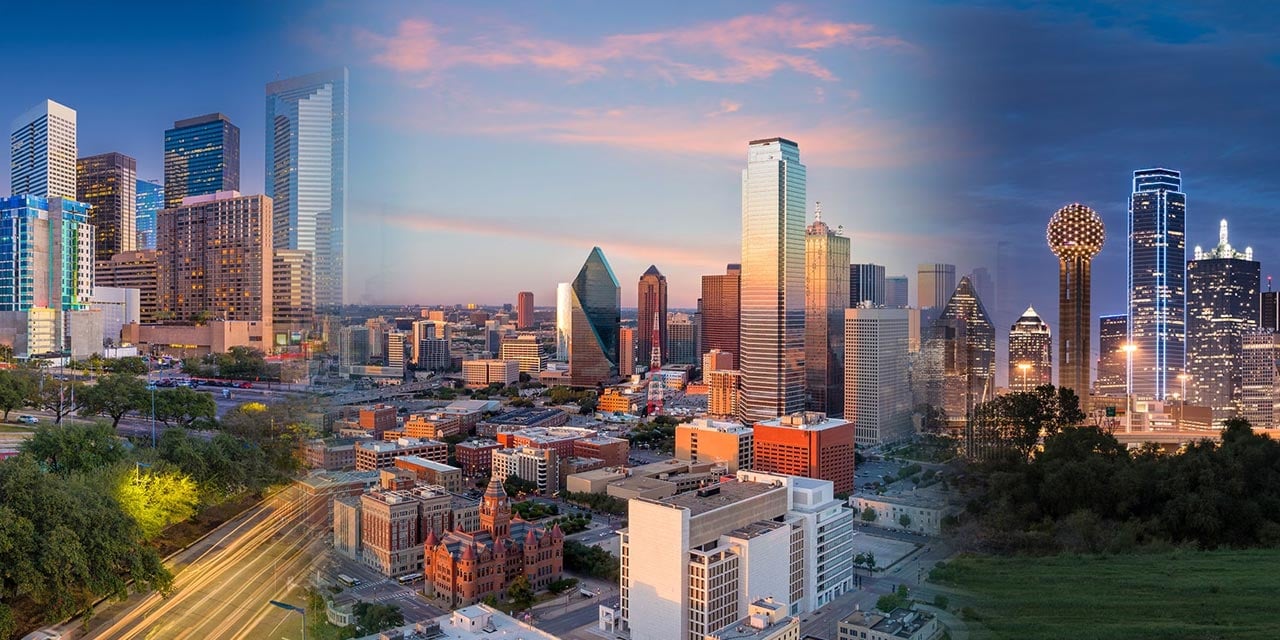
[1128,168,1186,400]
[568,247,620,387]
[164,113,240,208]
[135,179,162,250]
[266,68,348,311]
[0,195,94,311]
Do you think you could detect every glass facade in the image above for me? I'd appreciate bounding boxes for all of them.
[0,195,93,311]
[569,247,620,386]
[1128,168,1186,400]
[919,276,994,451]
[1007,306,1052,392]
[1186,220,1259,421]
[266,68,348,311]
[700,263,740,359]
[135,179,162,250]
[76,152,136,260]
[739,138,806,423]
[10,100,77,200]
[164,113,240,208]
[850,263,885,307]
[637,265,667,366]
[917,263,956,310]
[1096,314,1128,398]
[805,209,850,416]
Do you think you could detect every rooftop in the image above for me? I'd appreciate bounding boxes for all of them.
[359,438,445,452]
[755,412,850,431]
[295,470,380,491]
[396,456,460,473]
[482,407,566,425]
[842,607,937,639]
[679,417,754,435]
[657,479,782,516]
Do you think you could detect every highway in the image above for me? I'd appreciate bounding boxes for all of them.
[66,486,325,640]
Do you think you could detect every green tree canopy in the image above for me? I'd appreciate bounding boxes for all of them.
[114,464,200,539]
[78,373,150,427]
[22,422,127,474]
[153,386,217,428]
[0,368,34,421]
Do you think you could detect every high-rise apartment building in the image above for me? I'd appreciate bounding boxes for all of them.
[568,247,619,387]
[156,191,271,330]
[76,152,136,259]
[706,368,743,420]
[752,412,855,495]
[11,100,77,199]
[266,68,348,310]
[135,179,162,250]
[340,324,371,368]
[516,291,535,329]
[96,250,159,322]
[885,275,909,309]
[1129,168,1186,400]
[1241,331,1280,430]
[164,113,240,208]
[701,263,741,360]
[638,265,668,365]
[916,264,956,310]
[1186,220,1259,421]
[739,138,806,423]
[804,206,850,416]
[1096,314,1128,398]
[849,263,885,308]
[272,249,314,344]
[844,308,912,446]
[1048,203,1104,410]
[1007,306,1052,392]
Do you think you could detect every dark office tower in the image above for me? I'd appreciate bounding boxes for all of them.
[805,205,850,416]
[701,264,741,358]
[164,114,239,208]
[1186,220,1259,421]
[917,263,956,310]
[885,275,909,309]
[1097,314,1129,398]
[637,265,668,365]
[516,291,535,329]
[1129,168,1186,400]
[1007,306,1051,391]
[76,152,136,260]
[266,68,349,311]
[1048,203,1104,411]
[919,277,995,444]
[568,247,620,387]
[850,263,885,307]
[1261,285,1279,332]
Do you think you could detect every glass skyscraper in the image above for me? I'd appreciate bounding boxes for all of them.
[739,137,806,423]
[266,68,348,311]
[1096,314,1129,398]
[637,265,667,365]
[164,113,240,208]
[0,195,94,311]
[850,263,886,307]
[1186,220,1259,421]
[805,205,850,416]
[568,247,620,387]
[1128,168,1186,400]
[135,179,162,250]
[1007,306,1052,392]
[76,152,136,260]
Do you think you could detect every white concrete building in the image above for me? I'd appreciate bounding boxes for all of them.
[844,307,913,446]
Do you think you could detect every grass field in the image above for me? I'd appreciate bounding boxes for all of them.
[935,549,1280,639]
[0,423,34,433]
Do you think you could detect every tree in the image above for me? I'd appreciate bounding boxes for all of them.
[861,507,878,522]
[352,601,404,633]
[507,574,535,609]
[114,464,200,539]
[971,384,1086,458]
[503,473,539,497]
[899,513,913,527]
[78,373,149,427]
[153,386,217,428]
[876,584,911,612]
[107,356,149,376]
[22,422,126,474]
[0,368,33,420]
[33,375,85,424]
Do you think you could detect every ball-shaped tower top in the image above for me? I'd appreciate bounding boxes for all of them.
[1047,203,1105,259]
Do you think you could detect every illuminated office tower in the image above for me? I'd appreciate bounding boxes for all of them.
[555,282,572,361]
[1186,220,1259,421]
[516,291,535,329]
[0,195,94,311]
[805,204,850,416]
[135,179,162,249]
[845,307,912,446]
[10,99,77,199]
[917,263,956,310]
[76,152,136,260]
[739,138,806,423]
[1241,331,1280,429]
[164,113,239,208]
[1262,288,1280,333]
[850,263,885,307]
[266,68,348,310]
[618,326,636,376]
[700,263,740,358]
[920,277,995,441]
[1048,203,1104,410]
[1129,168,1186,400]
[1096,314,1128,398]
[885,275,909,309]
[1007,306,1052,392]
[638,265,668,365]
[568,247,620,387]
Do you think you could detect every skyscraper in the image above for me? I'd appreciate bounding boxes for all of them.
[637,265,668,365]
[1186,220,1259,421]
[739,138,806,423]
[917,263,956,310]
[618,326,636,376]
[0,195,94,311]
[845,307,912,446]
[666,313,697,365]
[1261,286,1279,333]
[10,100,77,200]
[1241,331,1280,430]
[884,275,909,309]
[516,291,535,329]
[919,277,995,443]
[1129,168,1186,400]
[164,113,240,208]
[1097,314,1128,398]
[568,247,619,387]
[969,267,995,315]
[266,68,349,310]
[1007,306,1052,392]
[1048,203,1105,410]
[76,152,137,260]
[134,179,162,250]
[700,263,740,359]
[555,282,571,361]
[850,263,885,308]
[805,204,850,416]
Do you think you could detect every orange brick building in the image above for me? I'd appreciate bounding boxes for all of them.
[752,412,855,494]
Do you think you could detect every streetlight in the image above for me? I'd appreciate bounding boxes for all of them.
[268,600,306,640]
[1016,362,1032,392]
[1121,343,1137,433]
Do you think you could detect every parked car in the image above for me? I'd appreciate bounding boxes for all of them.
[17,415,39,424]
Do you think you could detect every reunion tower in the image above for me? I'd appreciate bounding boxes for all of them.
[1047,203,1105,411]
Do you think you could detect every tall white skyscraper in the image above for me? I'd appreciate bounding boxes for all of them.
[845,308,912,446]
[11,100,77,199]
[266,68,348,311]
[739,137,806,423]
[555,281,572,361]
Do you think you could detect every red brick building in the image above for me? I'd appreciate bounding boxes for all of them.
[752,412,856,494]
[359,404,399,438]
[423,477,564,608]
[455,438,501,476]
[572,435,629,467]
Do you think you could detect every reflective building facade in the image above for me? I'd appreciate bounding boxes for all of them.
[1128,168,1186,400]
[76,152,136,260]
[1096,314,1128,398]
[850,263,885,308]
[917,263,956,310]
[555,282,571,361]
[164,113,240,208]
[637,265,667,365]
[0,195,94,311]
[135,179,162,250]
[1186,220,1259,421]
[739,138,806,423]
[568,247,620,387]
[885,275,909,309]
[700,263,740,359]
[805,206,850,416]
[1007,306,1052,392]
[919,277,995,446]
[266,68,348,311]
